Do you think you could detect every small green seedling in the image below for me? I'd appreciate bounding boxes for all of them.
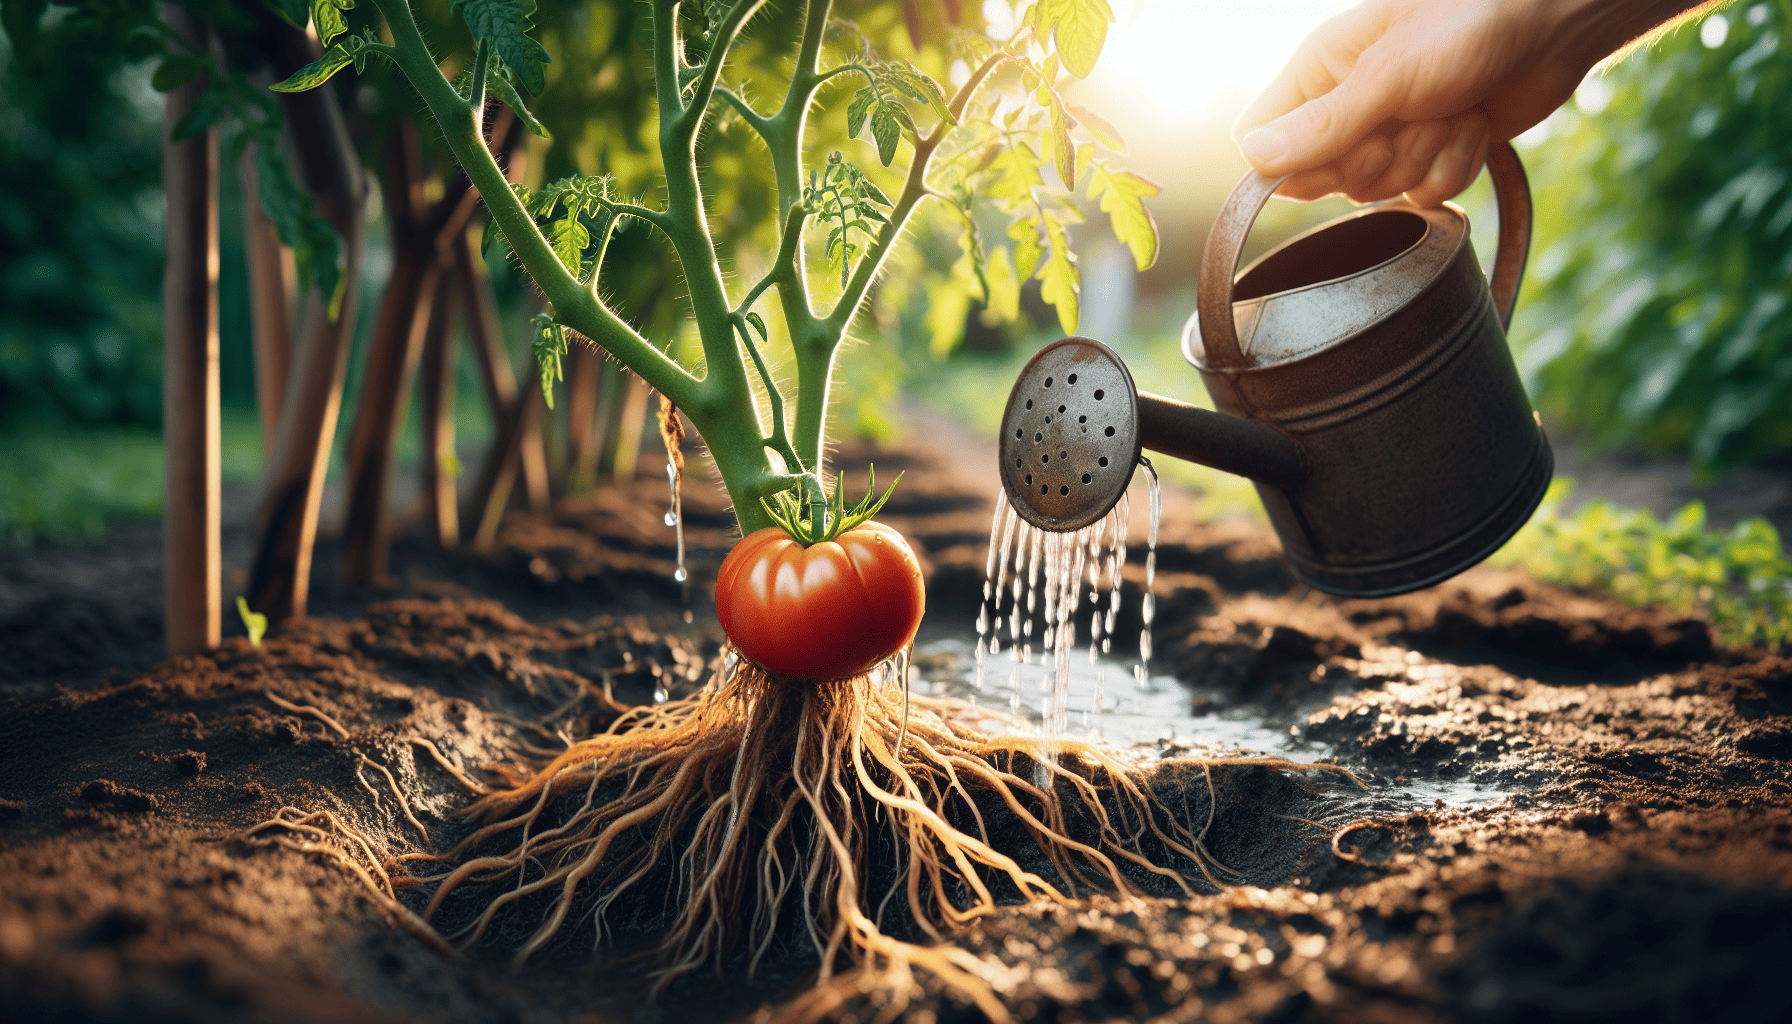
[236,596,268,649]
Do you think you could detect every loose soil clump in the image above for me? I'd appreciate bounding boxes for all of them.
[2,437,1789,1023]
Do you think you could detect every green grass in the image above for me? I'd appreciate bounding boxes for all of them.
[0,409,265,547]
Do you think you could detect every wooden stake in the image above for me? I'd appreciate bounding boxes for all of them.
[419,249,460,547]
[247,25,367,623]
[563,341,600,494]
[611,373,653,483]
[240,142,296,464]
[162,3,220,655]
[467,375,544,551]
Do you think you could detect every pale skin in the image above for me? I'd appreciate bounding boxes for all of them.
[1235,0,1731,205]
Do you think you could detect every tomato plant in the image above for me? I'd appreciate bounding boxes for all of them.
[270,0,1156,541]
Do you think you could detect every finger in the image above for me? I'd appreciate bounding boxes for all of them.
[1238,44,1409,176]
[1346,119,1451,203]
[1337,134,1395,197]
[1275,167,1344,202]
[1404,109,1492,208]
[1234,4,1380,140]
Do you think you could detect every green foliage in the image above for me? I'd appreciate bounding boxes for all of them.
[529,313,567,409]
[1516,1,1792,476]
[807,152,892,287]
[760,466,901,545]
[270,26,390,92]
[1,4,164,426]
[1491,479,1792,648]
[451,0,549,94]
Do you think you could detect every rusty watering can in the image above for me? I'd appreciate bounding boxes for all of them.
[998,141,1552,597]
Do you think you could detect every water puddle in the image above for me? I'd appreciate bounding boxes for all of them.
[954,465,1510,810]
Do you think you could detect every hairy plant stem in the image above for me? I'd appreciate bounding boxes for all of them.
[363,0,1008,535]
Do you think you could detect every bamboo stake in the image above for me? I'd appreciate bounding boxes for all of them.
[240,142,297,463]
[340,122,435,589]
[610,374,653,484]
[247,25,367,623]
[162,3,220,656]
[467,374,544,551]
[419,250,460,547]
[562,341,600,494]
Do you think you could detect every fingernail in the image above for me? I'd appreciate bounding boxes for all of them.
[1355,144,1393,183]
[1410,123,1450,163]
[1242,126,1288,168]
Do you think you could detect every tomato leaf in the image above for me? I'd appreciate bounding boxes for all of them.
[270,46,353,92]
[451,0,551,95]
[530,314,567,410]
[1037,212,1080,334]
[1088,162,1161,270]
[547,214,590,273]
[253,145,346,321]
[847,88,876,139]
[1044,86,1076,188]
[308,0,353,48]
[869,103,902,166]
[1032,0,1113,79]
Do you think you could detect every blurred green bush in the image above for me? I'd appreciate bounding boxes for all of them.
[0,24,164,426]
[1491,479,1791,649]
[1515,0,1792,478]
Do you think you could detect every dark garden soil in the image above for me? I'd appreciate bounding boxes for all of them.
[2,426,1790,1024]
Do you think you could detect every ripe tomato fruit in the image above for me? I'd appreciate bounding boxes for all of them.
[715,520,926,681]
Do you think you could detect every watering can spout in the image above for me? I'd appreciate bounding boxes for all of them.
[1135,392,1305,492]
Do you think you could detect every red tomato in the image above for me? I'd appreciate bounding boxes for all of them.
[715,521,926,681]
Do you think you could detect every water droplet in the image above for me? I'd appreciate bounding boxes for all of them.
[664,511,679,527]
[653,685,669,703]
[674,567,688,583]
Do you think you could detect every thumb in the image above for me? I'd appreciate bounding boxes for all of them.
[1239,56,1404,176]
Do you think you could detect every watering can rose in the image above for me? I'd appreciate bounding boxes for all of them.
[715,521,924,681]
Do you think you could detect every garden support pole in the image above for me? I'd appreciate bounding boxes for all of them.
[340,123,439,589]
[161,3,220,656]
[563,342,599,494]
[342,112,517,587]
[418,257,460,547]
[248,25,367,623]
[241,143,296,465]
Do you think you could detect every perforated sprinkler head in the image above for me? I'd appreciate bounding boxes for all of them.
[998,337,1143,532]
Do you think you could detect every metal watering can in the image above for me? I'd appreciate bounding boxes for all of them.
[998,142,1552,597]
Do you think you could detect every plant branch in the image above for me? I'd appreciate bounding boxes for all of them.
[467,39,489,124]
[825,51,1013,332]
[651,0,686,123]
[736,203,808,317]
[732,318,802,476]
[814,63,874,87]
[675,0,771,143]
[366,0,697,403]
[716,87,774,140]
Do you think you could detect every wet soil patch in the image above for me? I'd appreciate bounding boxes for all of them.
[2,435,1790,1023]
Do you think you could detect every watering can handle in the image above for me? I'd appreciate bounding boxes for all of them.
[1196,141,1533,368]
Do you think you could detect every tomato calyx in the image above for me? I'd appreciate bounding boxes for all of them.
[760,466,903,546]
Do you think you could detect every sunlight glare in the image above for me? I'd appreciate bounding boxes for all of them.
[1071,0,1359,138]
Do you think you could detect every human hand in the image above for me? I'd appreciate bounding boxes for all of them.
[1233,0,1694,206]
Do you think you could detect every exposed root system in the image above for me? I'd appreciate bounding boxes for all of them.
[411,652,1337,1020]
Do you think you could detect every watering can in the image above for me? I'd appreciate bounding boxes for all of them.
[998,141,1552,597]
